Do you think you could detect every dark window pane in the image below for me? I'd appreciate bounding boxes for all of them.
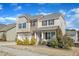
[31,21,37,26]
[42,20,47,26]
[45,32,50,39]
[48,19,54,25]
[19,24,22,29]
[51,32,55,36]
[23,23,26,28]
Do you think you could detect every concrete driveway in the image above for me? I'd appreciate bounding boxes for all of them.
[0,42,46,56]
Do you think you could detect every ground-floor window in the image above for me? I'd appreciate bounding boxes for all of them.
[44,32,55,40]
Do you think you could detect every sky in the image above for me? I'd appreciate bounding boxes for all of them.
[0,3,79,30]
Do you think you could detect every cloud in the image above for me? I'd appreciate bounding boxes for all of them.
[0,17,16,22]
[0,17,16,24]
[14,6,22,10]
[58,8,79,30]
[0,4,3,10]
[71,8,79,14]
[59,10,66,15]
[65,8,79,30]
[0,17,6,22]
[36,12,51,15]
[5,17,16,20]
[11,3,22,11]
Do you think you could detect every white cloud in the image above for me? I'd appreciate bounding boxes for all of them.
[5,17,16,20]
[0,17,16,24]
[14,6,22,10]
[11,3,22,11]
[59,10,66,15]
[59,8,79,30]
[0,17,16,21]
[0,17,6,22]
[0,4,3,10]
[71,8,79,13]
[36,12,51,15]
[16,14,22,17]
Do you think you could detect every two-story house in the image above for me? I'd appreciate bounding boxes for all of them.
[16,13,66,44]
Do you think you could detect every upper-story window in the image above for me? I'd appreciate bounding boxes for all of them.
[18,23,26,29]
[48,19,54,25]
[31,21,37,26]
[42,20,47,26]
[19,24,22,29]
[23,23,26,28]
[42,19,54,26]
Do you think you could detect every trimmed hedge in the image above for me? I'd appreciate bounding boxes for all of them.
[16,36,37,45]
[23,38,30,45]
[16,39,30,45]
[16,39,23,45]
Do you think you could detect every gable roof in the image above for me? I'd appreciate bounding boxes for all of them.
[18,13,64,21]
[41,13,63,20]
[30,15,43,21]
[0,23,16,32]
[18,14,31,22]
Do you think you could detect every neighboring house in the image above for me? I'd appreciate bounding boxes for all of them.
[16,13,66,44]
[0,24,6,29]
[77,31,79,42]
[0,24,16,41]
[66,29,78,43]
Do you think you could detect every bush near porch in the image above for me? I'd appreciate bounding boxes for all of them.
[16,35,74,49]
[45,36,74,49]
[30,36,37,45]
[16,36,37,45]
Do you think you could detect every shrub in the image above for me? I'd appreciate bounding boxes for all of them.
[47,36,73,49]
[30,36,37,45]
[16,38,30,45]
[16,39,23,45]
[23,38,30,45]
[47,41,51,47]
[50,39,58,48]
[41,40,47,45]
[62,36,74,49]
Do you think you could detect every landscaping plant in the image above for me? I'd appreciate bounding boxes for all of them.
[30,36,37,45]
[41,40,47,45]
[50,39,58,48]
[16,39,23,45]
[62,36,74,49]
[23,38,30,45]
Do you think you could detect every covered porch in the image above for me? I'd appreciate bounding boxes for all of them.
[36,30,57,42]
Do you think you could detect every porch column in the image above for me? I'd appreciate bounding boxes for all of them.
[41,32,43,39]
[35,32,37,39]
